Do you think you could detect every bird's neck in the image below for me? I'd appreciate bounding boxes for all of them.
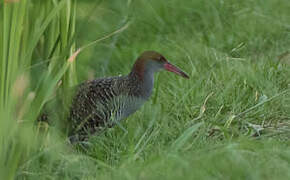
[141,68,154,98]
[129,67,154,99]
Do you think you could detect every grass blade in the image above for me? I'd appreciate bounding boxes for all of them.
[171,122,203,152]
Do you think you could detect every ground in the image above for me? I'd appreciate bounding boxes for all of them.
[8,0,290,179]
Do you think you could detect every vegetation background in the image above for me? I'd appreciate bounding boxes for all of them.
[1,0,290,179]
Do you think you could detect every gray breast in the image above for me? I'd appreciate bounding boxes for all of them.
[108,95,146,124]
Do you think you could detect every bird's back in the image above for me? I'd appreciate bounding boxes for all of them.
[68,75,146,141]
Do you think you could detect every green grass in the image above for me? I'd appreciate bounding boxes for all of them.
[1,0,290,179]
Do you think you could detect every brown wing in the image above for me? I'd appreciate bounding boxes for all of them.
[68,76,125,141]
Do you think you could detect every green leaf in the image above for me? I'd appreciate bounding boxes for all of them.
[171,122,203,152]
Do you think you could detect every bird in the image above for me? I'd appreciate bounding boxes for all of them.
[68,50,189,142]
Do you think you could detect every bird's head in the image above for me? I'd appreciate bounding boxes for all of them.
[132,51,189,80]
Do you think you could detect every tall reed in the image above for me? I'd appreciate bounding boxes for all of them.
[0,0,77,179]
